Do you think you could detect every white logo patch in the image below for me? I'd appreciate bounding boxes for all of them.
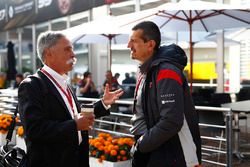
[162,99,175,104]
[161,93,175,98]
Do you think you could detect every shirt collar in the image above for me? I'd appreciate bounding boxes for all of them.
[42,65,69,89]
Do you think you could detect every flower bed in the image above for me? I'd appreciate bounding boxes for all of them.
[89,133,134,164]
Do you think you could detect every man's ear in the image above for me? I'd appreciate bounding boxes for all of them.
[148,40,156,52]
[43,48,51,59]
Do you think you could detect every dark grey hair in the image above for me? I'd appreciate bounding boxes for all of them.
[37,31,65,63]
[132,21,161,51]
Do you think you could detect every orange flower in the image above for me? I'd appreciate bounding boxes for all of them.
[107,137,113,142]
[108,145,114,151]
[120,150,126,155]
[118,138,125,145]
[0,114,13,134]
[17,126,24,137]
[91,150,96,156]
[15,117,20,123]
[110,149,117,156]
[113,145,119,151]
[104,141,111,146]
[122,156,128,161]
[104,148,110,154]
[89,133,134,162]
[100,155,106,160]
[98,145,104,151]
[94,141,102,148]
[117,155,121,161]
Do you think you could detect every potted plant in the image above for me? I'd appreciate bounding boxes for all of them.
[89,133,134,167]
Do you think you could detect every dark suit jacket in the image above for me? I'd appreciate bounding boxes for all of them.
[18,70,109,167]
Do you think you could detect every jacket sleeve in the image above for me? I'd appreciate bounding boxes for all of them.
[138,65,185,153]
[18,78,78,145]
[93,100,110,118]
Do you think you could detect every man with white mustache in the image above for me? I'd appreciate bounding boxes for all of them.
[18,31,123,167]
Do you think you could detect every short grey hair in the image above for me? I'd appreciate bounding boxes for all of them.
[37,31,65,63]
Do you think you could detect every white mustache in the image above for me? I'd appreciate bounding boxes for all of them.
[66,58,77,65]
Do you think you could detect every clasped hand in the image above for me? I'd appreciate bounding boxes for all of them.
[76,113,95,131]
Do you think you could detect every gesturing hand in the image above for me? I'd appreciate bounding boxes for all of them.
[102,84,124,106]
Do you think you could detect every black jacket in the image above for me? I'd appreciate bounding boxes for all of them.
[136,44,201,166]
[18,70,109,167]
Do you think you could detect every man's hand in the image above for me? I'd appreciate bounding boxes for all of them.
[75,114,95,131]
[102,84,124,106]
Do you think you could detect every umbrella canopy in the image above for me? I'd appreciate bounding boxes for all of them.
[162,31,240,47]
[63,16,129,44]
[119,0,250,89]
[62,16,129,70]
[6,41,17,81]
[162,31,210,43]
[203,32,240,47]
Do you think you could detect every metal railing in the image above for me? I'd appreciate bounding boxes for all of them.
[0,94,233,166]
[78,97,233,167]
[196,106,232,167]
[78,97,133,138]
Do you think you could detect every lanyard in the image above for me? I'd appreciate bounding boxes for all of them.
[133,73,144,113]
[40,68,75,115]
[134,73,143,98]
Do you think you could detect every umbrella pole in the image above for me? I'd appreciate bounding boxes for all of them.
[189,18,193,92]
[108,38,112,70]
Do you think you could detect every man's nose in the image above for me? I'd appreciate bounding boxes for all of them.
[127,41,131,48]
[71,51,76,58]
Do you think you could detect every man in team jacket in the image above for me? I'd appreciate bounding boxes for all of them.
[128,21,201,167]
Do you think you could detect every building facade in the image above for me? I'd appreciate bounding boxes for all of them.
[0,0,249,93]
